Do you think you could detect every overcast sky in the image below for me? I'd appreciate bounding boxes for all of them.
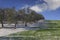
[0,0,60,20]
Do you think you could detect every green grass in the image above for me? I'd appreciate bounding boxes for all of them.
[8,29,60,36]
[7,20,60,40]
[45,20,60,28]
[7,29,60,40]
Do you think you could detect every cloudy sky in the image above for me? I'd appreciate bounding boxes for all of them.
[0,0,60,20]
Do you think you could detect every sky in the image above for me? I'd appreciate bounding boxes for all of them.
[0,0,60,20]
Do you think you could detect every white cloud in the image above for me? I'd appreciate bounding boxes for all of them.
[44,0,60,10]
[21,5,29,9]
[30,5,42,12]
[30,0,60,12]
[30,3,48,12]
[21,0,60,12]
[21,4,44,12]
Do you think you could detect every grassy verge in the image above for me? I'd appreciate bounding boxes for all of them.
[6,20,60,40]
[7,28,60,40]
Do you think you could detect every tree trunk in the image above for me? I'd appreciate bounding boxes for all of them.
[25,22,27,27]
[1,21,4,28]
[15,21,17,29]
[15,23,16,29]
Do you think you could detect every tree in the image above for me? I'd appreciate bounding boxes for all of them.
[0,9,5,28]
[18,8,45,27]
[4,8,17,29]
[0,7,45,28]
[24,11,45,26]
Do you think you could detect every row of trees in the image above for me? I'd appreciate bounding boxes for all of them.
[0,7,44,28]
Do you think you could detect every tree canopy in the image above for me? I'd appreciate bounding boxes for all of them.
[0,7,45,28]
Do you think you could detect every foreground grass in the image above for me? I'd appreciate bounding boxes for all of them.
[7,28,60,40]
[4,20,60,40]
[8,29,60,36]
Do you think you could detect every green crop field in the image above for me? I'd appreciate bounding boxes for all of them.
[6,20,60,40]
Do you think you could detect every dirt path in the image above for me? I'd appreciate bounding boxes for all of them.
[0,27,40,37]
[0,28,27,36]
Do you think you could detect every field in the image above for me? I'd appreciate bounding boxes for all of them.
[2,20,60,40]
